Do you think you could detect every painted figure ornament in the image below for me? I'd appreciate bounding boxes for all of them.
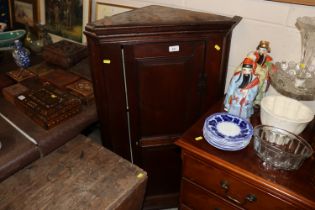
[224,58,259,119]
[248,40,273,105]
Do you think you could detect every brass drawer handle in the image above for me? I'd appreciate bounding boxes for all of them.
[220,180,257,206]
[246,194,257,202]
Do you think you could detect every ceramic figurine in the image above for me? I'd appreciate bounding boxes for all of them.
[224,58,259,119]
[247,40,273,105]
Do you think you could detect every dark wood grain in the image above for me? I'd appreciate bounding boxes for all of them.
[86,5,241,35]
[267,0,315,6]
[84,5,241,209]
[176,99,315,209]
[0,135,147,210]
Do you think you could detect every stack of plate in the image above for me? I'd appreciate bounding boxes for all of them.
[203,112,254,151]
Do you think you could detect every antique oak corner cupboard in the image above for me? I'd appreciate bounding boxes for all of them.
[84,5,241,209]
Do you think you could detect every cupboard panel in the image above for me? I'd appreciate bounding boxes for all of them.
[124,41,205,140]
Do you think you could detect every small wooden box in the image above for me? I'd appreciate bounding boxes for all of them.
[2,83,28,105]
[0,135,147,210]
[28,62,54,76]
[0,73,15,94]
[39,69,80,90]
[42,40,88,68]
[6,69,36,82]
[66,79,94,105]
[15,85,82,129]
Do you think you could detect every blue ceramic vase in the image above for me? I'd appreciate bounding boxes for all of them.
[12,40,30,69]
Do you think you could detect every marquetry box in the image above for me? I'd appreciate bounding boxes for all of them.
[0,72,15,94]
[2,83,28,105]
[42,40,88,68]
[66,78,94,105]
[6,69,36,82]
[39,69,80,90]
[15,85,82,129]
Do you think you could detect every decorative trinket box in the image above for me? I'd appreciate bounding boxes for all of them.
[20,77,47,90]
[66,79,94,105]
[2,83,29,105]
[42,40,88,68]
[39,69,80,90]
[70,58,92,80]
[28,62,55,76]
[6,70,35,82]
[0,73,15,93]
[15,85,81,129]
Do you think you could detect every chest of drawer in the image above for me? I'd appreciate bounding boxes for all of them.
[182,153,296,210]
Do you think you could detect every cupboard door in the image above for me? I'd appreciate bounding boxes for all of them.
[123,41,205,196]
[125,41,205,139]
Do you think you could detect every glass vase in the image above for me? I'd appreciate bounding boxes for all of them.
[296,16,315,70]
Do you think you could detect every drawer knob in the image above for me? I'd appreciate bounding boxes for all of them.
[220,180,257,206]
[220,180,229,191]
[246,194,257,202]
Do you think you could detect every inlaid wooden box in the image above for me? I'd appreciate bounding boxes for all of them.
[42,40,88,68]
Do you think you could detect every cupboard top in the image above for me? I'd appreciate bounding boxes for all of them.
[85,5,241,36]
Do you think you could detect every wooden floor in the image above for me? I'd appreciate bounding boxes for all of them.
[86,124,102,145]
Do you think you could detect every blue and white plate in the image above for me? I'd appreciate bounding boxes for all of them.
[203,112,253,151]
[203,130,250,151]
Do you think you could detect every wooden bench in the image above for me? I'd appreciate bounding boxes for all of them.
[0,116,40,181]
[0,135,147,210]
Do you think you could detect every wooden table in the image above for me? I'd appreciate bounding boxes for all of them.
[175,100,315,209]
[0,117,40,181]
[0,54,98,181]
[0,135,147,210]
[0,97,97,155]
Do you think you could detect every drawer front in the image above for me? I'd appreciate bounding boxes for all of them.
[182,154,296,210]
[132,41,204,59]
[181,178,241,210]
